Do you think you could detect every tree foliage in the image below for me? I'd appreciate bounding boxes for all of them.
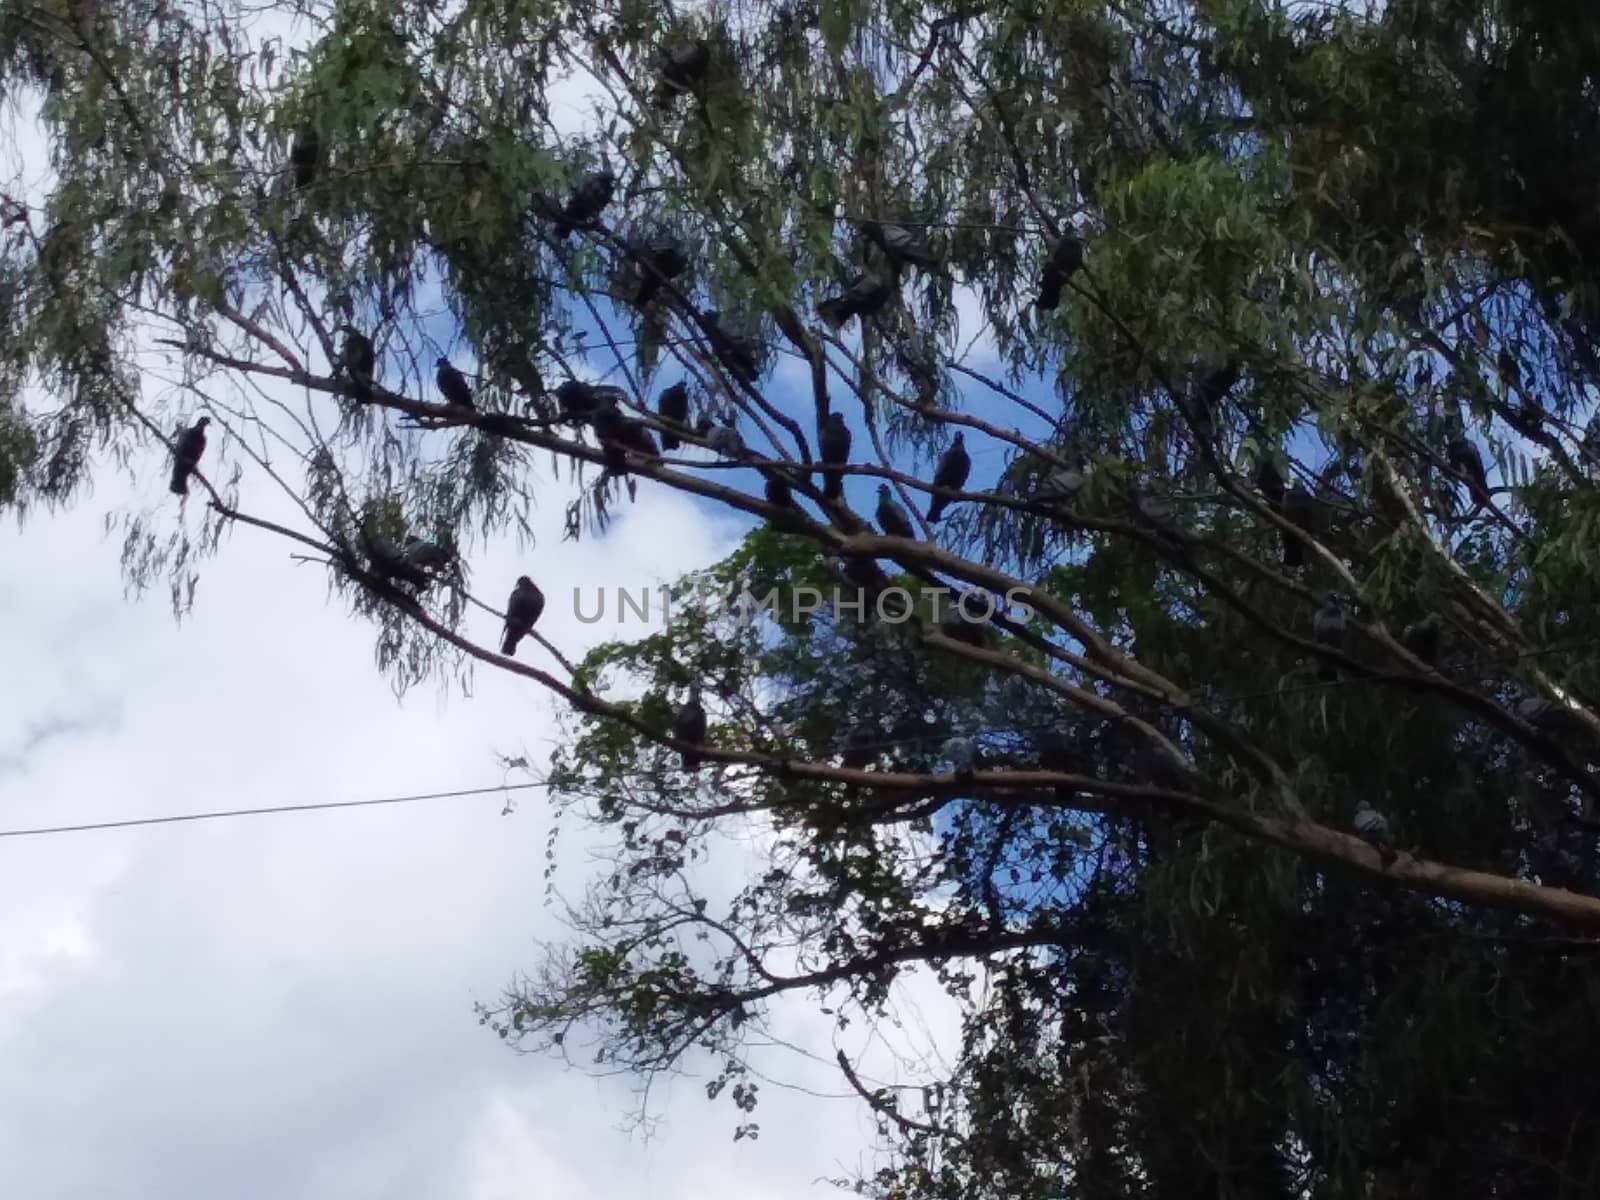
[6,0,1600,1194]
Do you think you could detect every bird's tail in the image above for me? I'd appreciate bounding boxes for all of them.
[817,300,849,330]
[553,217,574,239]
[501,627,521,656]
[661,431,680,451]
[823,474,843,501]
[926,498,946,522]
[1035,281,1063,312]
[1283,534,1304,568]
[170,466,188,495]
[680,749,703,770]
[634,277,662,309]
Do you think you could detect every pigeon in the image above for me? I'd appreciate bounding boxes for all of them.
[169,416,210,495]
[816,273,894,330]
[706,423,746,459]
[1400,612,1442,667]
[941,735,978,779]
[876,484,916,539]
[764,471,795,509]
[1496,346,1521,390]
[653,39,711,108]
[289,123,321,189]
[554,379,602,422]
[402,535,453,575]
[860,219,938,271]
[436,358,474,409]
[1037,462,1085,504]
[552,170,615,238]
[1185,361,1239,443]
[926,433,971,521]
[501,576,546,656]
[1035,233,1085,311]
[1254,455,1286,509]
[819,412,851,500]
[1281,483,1314,567]
[632,236,689,308]
[1312,591,1348,680]
[592,401,659,472]
[840,727,877,769]
[1446,435,1488,506]
[703,310,760,384]
[674,684,708,770]
[364,532,430,589]
[337,326,375,394]
[656,382,689,449]
[1353,798,1396,864]
[940,597,989,647]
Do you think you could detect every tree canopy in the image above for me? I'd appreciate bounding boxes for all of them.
[6,0,1600,1194]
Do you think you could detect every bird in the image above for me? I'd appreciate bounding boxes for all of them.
[436,358,474,408]
[1496,345,1521,390]
[1353,798,1397,864]
[552,169,615,238]
[674,684,708,770]
[1281,483,1314,567]
[402,535,453,575]
[336,326,375,393]
[926,433,971,521]
[169,416,210,495]
[554,379,601,422]
[703,311,760,384]
[501,576,546,656]
[632,236,689,308]
[764,470,795,508]
[840,727,877,769]
[860,219,938,271]
[940,598,989,647]
[1400,612,1441,667]
[1036,462,1085,504]
[941,735,978,780]
[289,123,321,190]
[816,272,894,330]
[1445,434,1488,508]
[363,532,430,589]
[656,382,689,449]
[819,412,851,500]
[592,401,658,472]
[705,423,745,460]
[876,484,916,539]
[1254,455,1286,509]
[653,39,711,108]
[1311,591,1348,680]
[1035,233,1085,311]
[1185,361,1239,443]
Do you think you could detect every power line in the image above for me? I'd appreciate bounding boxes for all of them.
[0,781,549,841]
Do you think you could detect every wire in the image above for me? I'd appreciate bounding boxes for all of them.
[0,781,550,841]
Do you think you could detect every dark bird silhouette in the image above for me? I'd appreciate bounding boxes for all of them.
[840,727,877,769]
[556,379,620,423]
[654,39,711,108]
[1281,483,1314,567]
[1400,612,1442,667]
[703,311,760,384]
[674,684,708,770]
[764,471,795,508]
[1446,434,1488,508]
[552,170,615,238]
[1254,455,1286,509]
[927,433,971,521]
[289,124,321,190]
[1496,346,1521,390]
[817,273,894,330]
[364,533,430,589]
[436,358,474,408]
[169,416,210,495]
[706,423,745,459]
[940,596,990,647]
[656,382,689,449]
[1312,591,1348,681]
[1354,798,1397,864]
[1037,461,1085,504]
[1035,233,1085,311]
[403,536,452,575]
[819,412,850,500]
[337,326,375,395]
[501,576,546,656]
[592,401,658,472]
[632,236,689,308]
[876,484,915,539]
[861,219,938,271]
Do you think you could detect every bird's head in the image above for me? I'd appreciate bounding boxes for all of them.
[877,484,892,499]
[951,432,965,448]
[195,415,211,429]
[435,356,450,369]
[1322,590,1345,609]
[826,412,846,431]
[516,575,533,588]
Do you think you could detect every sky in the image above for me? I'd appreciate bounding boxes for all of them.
[0,18,977,1200]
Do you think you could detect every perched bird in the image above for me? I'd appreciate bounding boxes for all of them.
[1515,696,1588,737]
[1400,612,1442,667]
[337,326,375,393]
[1353,798,1397,864]
[819,412,851,500]
[364,532,430,589]
[1037,461,1085,504]
[940,597,990,647]
[941,735,978,779]
[501,576,546,656]
[592,401,658,471]
[860,219,938,271]
[1446,434,1488,506]
[1281,483,1314,567]
[554,379,601,421]
[817,272,894,330]
[1496,346,1521,390]
[289,124,321,190]
[703,310,761,384]
[694,413,715,437]
[656,382,689,450]
[402,535,453,575]
[1312,591,1348,680]
[653,39,711,108]
[764,471,795,509]
[876,484,916,539]
[1254,455,1286,509]
[926,432,971,522]
[706,423,746,459]
[436,358,474,409]
[674,684,709,770]
[632,236,689,309]
[1185,361,1239,443]
[169,416,210,496]
[840,727,877,770]
[1035,233,1085,311]
[552,169,615,238]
